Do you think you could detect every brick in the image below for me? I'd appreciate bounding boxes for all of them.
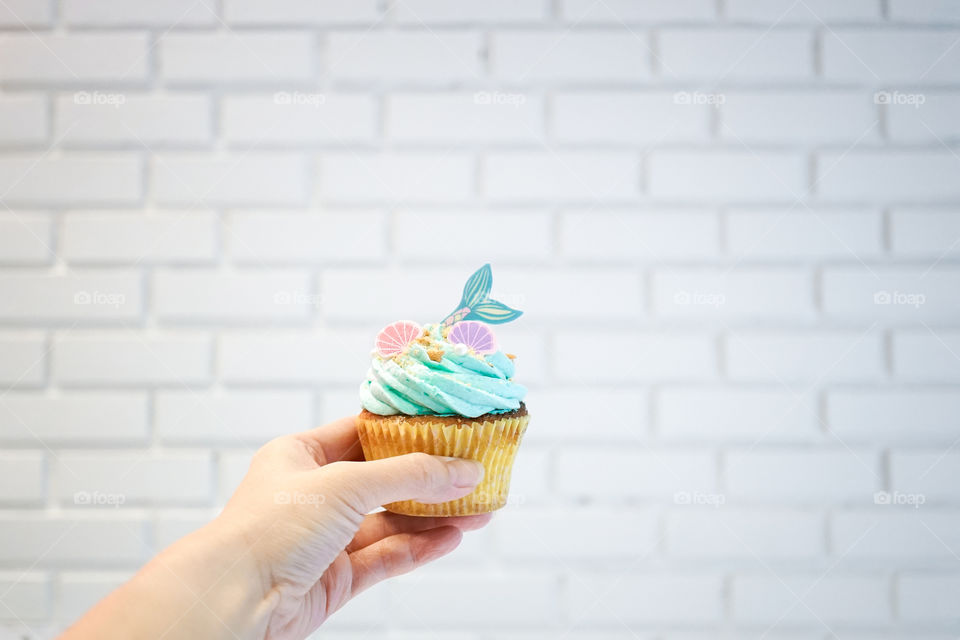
[659,29,811,80]
[495,507,658,558]
[224,0,378,24]
[396,0,548,23]
[898,574,960,621]
[0,573,48,620]
[519,388,647,442]
[313,269,463,320]
[555,331,715,382]
[0,155,141,206]
[560,210,719,260]
[650,152,806,202]
[63,0,217,25]
[824,30,960,82]
[0,212,52,264]
[667,509,823,557]
[152,153,309,206]
[160,33,314,82]
[387,92,543,143]
[218,330,371,384]
[890,210,960,255]
[156,390,313,445]
[562,0,716,22]
[394,210,551,262]
[724,331,884,382]
[565,573,723,625]
[658,388,818,442]
[832,511,960,559]
[721,91,878,143]
[61,211,218,264]
[821,267,960,323]
[652,268,813,320]
[0,0,52,26]
[890,451,960,502]
[827,389,960,443]
[732,575,889,625]
[57,572,130,624]
[52,452,212,504]
[726,0,881,22]
[725,449,879,504]
[891,0,960,21]
[888,93,960,141]
[0,95,47,144]
[557,449,717,500]
[0,515,148,566]
[388,573,557,626]
[0,392,148,445]
[726,209,882,259]
[484,152,638,201]
[816,152,960,201]
[228,211,385,263]
[327,32,481,81]
[0,332,45,386]
[491,31,651,81]
[892,330,960,381]
[222,94,376,144]
[319,152,474,203]
[0,33,148,82]
[56,93,212,146]
[153,513,213,550]
[0,452,44,504]
[554,92,710,143]
[0,271,141,322]
[153,269,313,322]
[52,333,211,386]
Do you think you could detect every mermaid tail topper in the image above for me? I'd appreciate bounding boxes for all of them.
[441,264,522,327]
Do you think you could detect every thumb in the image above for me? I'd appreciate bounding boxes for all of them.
[321,453,485,515]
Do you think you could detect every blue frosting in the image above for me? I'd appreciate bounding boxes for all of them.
[359,323,526,418]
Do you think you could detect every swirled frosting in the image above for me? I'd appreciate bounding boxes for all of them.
[359,323,526,418]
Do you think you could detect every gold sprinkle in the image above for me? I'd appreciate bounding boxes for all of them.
[505,353,517,360]
[427,348,445,362]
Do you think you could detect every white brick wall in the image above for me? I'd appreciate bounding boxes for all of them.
[0,3,958,639]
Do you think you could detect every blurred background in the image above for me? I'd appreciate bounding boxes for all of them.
[0,0,959,638]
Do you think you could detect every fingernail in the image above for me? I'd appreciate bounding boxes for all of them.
[443,458,484,488]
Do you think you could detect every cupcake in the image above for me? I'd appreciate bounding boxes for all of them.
[356,264,530,516]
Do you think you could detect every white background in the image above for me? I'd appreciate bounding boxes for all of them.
[0,0,959,638]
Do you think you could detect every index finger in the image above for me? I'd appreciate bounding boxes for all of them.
[293,415,365,464]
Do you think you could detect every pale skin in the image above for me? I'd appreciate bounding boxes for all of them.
[59,416,489,640]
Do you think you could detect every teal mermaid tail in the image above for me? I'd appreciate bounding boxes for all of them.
[441,264,523,326]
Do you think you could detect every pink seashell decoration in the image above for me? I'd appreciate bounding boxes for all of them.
[447,321,498,355]
[375,320,422,357]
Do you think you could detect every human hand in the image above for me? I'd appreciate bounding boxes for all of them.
[60,416,489,640]
[218,416,490,639]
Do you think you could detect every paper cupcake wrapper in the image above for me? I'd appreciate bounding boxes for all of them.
[356,412,530,517]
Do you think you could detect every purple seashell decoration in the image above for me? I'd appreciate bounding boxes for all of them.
[447,321,498,355]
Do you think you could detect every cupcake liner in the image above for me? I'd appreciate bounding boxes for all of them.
[356,411,530,516]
